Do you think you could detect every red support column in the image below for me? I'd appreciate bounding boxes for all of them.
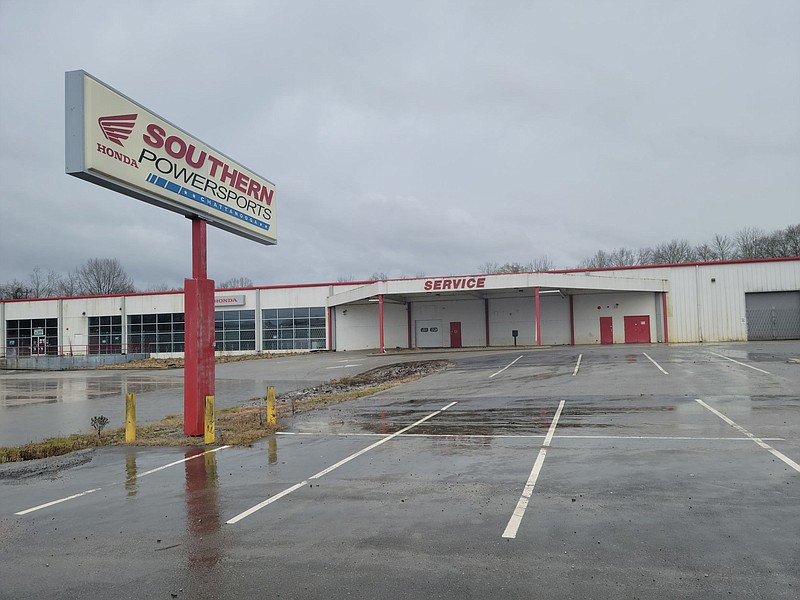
[327,307,333,350]
[662,292,669,344]
[407,303,413,349]
[534,287,541,347]
[378,294,385,354]
[184,218,215,437]
[485,298,490,347]
[569,295,575,346]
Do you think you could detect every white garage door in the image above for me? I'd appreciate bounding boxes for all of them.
[416,319,443,348]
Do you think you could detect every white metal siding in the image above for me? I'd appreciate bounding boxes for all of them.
[572,292,658,344]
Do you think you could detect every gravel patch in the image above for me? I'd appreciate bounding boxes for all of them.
[0,448,95,482]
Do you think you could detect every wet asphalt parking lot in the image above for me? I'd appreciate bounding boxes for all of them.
[1,342,798,599]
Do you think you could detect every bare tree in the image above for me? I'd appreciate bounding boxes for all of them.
[75,258,135,295]
[781,224,800,256]
[336,275,356,282]
[579,250,612,269]
[219,276,254,289]
[530,255,554,271]
[143,282,182,292]
[637,247,655,265]
[0,279,31,299]
[734,227,769,259]
[369,272,388,281]
[650,239,697,264]
[695,243,716,262]
[481,262,524,274]
[55,268,83,297]
[27,267,63,298]
[478,262,501,274]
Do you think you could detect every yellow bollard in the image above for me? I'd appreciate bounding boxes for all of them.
[204,395,215,444]
[267,386,277,426]
[125,393,136,442]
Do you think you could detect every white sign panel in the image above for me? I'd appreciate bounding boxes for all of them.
[66,70,276,245]
[214,295,246,307]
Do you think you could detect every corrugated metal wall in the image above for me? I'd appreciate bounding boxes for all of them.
[589,261,800,343]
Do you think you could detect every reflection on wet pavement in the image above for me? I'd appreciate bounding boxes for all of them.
[184,449,222,573]
[0,375,182,408]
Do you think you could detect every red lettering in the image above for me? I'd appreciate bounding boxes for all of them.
[259,186,274,206]
[207,155,224,178]
[442,280,452,290]
[220,163,238,186]
[433,280,442,290]
[97,143,138,168]
[185,144,207,168]
[424,281,433,291]
[452,279,464,289]
[234,172,250,193]
[165,135,186,159]
[466,278,476,289]
[247,179,261,199]
[143,123,166,148]
[476,278,486,288]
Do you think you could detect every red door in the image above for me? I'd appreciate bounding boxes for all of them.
[624,315,651,343]
[450,322,462,348]
[600,317,613,344]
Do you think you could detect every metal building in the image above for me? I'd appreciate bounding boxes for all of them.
[1,258,798,367]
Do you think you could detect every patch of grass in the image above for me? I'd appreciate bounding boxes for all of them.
[1,436,98,463]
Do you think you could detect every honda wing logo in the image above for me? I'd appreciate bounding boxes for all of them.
[98,113,138,147]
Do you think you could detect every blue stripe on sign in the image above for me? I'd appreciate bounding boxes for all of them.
[145,173,270,231]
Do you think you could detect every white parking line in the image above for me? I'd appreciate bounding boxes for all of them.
[490,355,523,378]
[707,351,770,375]
[226,402,458,524]
[695,399,799,473]
[14,446,230,516]
[277,432,784,441]
[502,399,566,539]
[14,488,102,516]
[572,354,583,376]
[643,352,669,375]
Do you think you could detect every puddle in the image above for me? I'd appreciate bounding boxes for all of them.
[0,376,182,408]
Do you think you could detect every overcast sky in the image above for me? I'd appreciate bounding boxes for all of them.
[1,0,798,290]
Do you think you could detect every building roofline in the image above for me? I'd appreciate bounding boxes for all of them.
[545,256,800,275]
[2,256,797,304]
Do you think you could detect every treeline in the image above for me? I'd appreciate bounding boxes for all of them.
[578,224,799,269]
[479,224,799,274]
[0,258,254,300]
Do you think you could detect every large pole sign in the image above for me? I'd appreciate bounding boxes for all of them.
[65,70,276,245]
[66,70,276,437]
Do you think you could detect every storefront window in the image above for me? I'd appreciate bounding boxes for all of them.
[263,307,326,350]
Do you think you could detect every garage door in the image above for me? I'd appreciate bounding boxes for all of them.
[415,319,443,348]
[745,291,800,340]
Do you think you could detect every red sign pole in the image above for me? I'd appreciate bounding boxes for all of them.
[184,217,215,436]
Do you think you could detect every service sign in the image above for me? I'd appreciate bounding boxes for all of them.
[65,70,276,245]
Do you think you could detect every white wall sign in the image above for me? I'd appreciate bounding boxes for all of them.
[214,295,246,307]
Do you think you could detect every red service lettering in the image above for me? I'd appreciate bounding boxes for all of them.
[424,276,488,291]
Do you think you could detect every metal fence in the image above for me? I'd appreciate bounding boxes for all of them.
[746,308,800,340]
